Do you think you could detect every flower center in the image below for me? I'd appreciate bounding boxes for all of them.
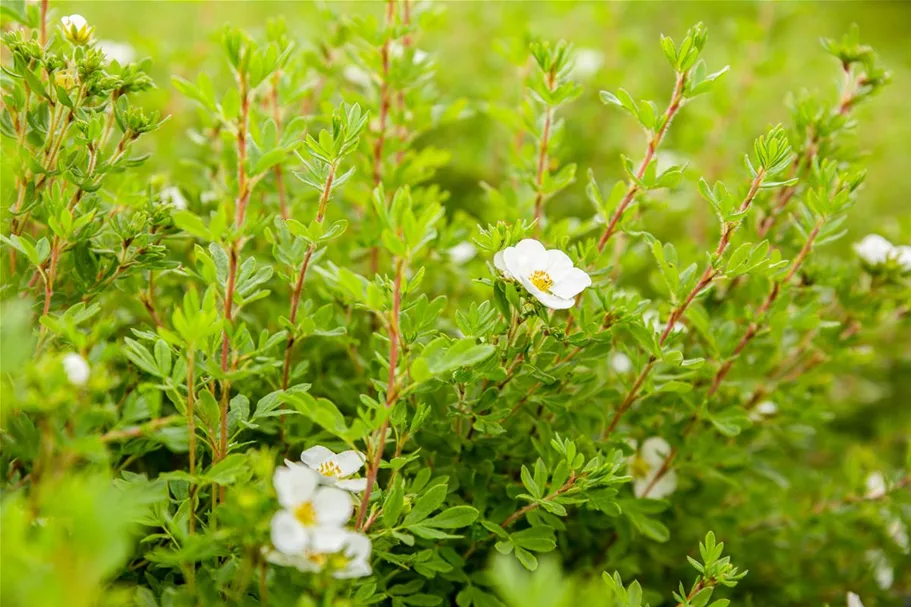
[630,455,651,480]
[328,552,350,570]
[306,551,328,567]
[294,501,317,526]
[529,270,554,293]
[317,460,342,477]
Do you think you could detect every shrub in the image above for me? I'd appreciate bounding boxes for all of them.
[1,3,909,607]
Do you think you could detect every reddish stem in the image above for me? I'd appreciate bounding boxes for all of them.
[596,71,688,253]
[356,257,404,530]
[601,170,765,439]
[280,163,336,390]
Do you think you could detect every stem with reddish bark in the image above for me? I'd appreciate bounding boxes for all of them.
[601,169,766,439]
[356,256,404,530]
[642,219,826,496]
[756,67,864,239]
[39,0,48,46]
[281,162,338,391]
[596,71,689,253]
[217,71,251,473]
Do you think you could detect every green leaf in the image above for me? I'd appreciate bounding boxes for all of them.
[424,506,479,529]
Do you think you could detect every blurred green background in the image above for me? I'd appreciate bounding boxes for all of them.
[56,0,911,248]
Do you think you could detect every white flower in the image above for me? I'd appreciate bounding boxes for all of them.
[300,446,368,493]
[448,241,477,265]
[161,187,187,211]
[97,40,136,64]
[865,549,893,589]
[846,592,865,607]
[895,245,911,271]
[865,471,887,499]
[493,239,591,310]
[62,353,90,386]
[270,463,353,555]
[854,234,896,266]
[888,517,909,552]
[265,529,372,579]
[610,352,632,374]
[199,191,218,204]
[569,48,604,80]
[748,400,778,422]
[60,14,93,45]
[343,65,372,88]
[628,437,677,499]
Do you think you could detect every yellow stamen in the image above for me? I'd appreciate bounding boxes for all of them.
[529,270,554,293]
[306,551,328,567]
[294,501,316,526]
[318,460,342,477]
[630,455,650,480]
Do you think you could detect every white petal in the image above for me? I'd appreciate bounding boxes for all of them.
[332,450,366,476]
[448,242,476,264]
[640,437,673,467]
[543,249,574,275]
[846,592,865,607]
[300,445,335,469]
[550,267,591,299]
[853,234,893,265]
[517,275,575,310]
[865,472,887,499]
[273,463,319,508]
[97,40,136,64]
[342,531,372,560]
[503,239,547,278]
[333,559,372,579]
[895,245,911,271]
[633,467,677,499]
[63,14,87,29]
[310,526,349,554]
[493,250,512,279]
[62,353,90,386]
[610,352,632,373]
[270,510,309,555]
[312,487,353,527]
[888,518,909,552]
[336,478,369,493]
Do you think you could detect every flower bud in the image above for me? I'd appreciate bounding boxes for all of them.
[60,14,94,45]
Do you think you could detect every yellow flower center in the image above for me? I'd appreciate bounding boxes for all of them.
[328,553,350,570]
[630,455,651,480]
[294,501,316,526]
[529,270,554,293]
[317,460,342,477]
[306,551,328,567]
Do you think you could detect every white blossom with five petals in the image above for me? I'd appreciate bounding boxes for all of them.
[270,463,353,556]
[494,239,591,310]
[300,446,368,493]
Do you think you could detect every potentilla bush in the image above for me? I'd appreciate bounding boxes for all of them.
[1,2,909,607]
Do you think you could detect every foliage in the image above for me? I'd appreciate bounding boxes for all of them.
[1,3,909,607]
